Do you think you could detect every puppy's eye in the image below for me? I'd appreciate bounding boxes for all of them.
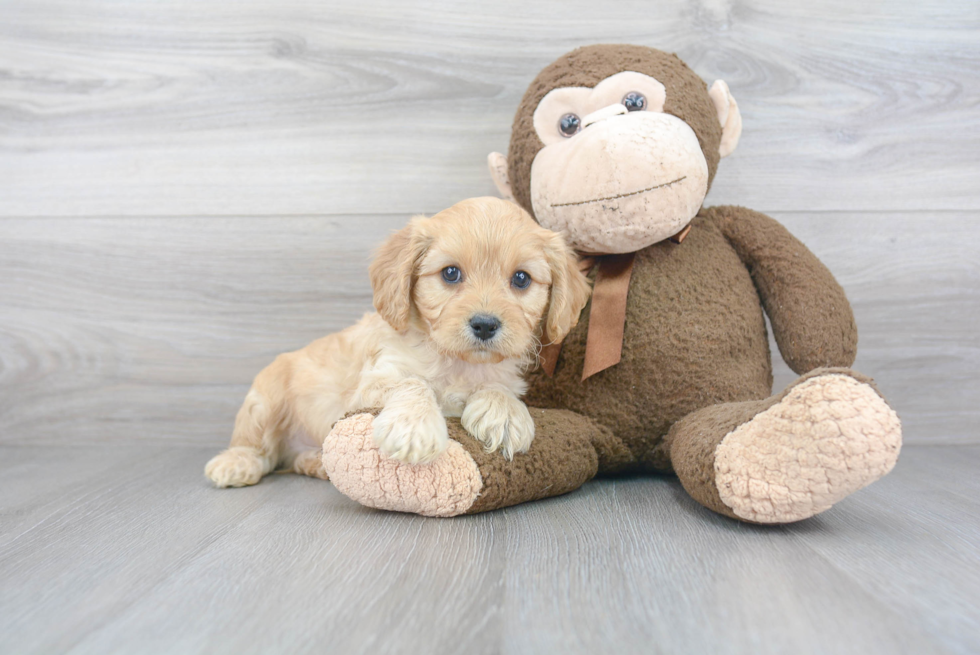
[558,113,581,137]
[622,91,646,112]
[442,266,462,284]
[511,271,531,289]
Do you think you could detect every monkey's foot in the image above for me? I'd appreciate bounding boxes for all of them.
[671,369,902,524]
[717,372,903,523]
[323,409,604,517]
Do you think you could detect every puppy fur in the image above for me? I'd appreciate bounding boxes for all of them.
[205,197,592,488]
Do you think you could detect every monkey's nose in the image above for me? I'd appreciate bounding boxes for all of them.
[469,315,501,342]
[581,103,628,128]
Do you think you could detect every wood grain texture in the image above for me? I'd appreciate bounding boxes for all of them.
[0,444,976,654]
[783,446,980,655]
[1,3,977,653]
[1,0,978,216]
[1,212,976,446]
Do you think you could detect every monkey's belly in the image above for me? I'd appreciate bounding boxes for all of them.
[525,213,773,470]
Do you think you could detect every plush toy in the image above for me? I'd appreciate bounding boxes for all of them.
[322,44,902,524]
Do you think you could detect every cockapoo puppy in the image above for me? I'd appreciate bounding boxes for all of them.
[205,197,592,488]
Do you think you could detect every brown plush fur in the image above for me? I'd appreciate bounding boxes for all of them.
[505,45,874,521]
[458,409,602,514]
[508,44,723,216]
[326,407,627,514]
[666,368,884,523]
[713,206,858,372]
[524,205,858,472]
[508,45,858,482]
[323,45,900,524]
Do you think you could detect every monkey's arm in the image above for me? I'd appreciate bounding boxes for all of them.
[706,205,857,373]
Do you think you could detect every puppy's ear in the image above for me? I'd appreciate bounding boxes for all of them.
[369,218,430,331]
[542,232,591,344]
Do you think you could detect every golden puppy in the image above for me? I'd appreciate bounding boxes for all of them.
[205,197,591,488]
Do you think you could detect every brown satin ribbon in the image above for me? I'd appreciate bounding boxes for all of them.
[581,252,636,380]
[540,223,692,381]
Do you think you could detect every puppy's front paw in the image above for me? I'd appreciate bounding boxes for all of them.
[373,403,449,464]
[461,390,535,460]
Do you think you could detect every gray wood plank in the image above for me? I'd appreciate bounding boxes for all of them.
[0,446,281,653]
[66,493,506,655]
[781,447,980,655]
[1,445,976,654]
[500,475,952,655]
[0,445,504,655]
[0,444,178,550]
[1,0,978,216]
[1,212,976,447]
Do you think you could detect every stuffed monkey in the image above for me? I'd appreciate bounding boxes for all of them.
[323,45,901,524]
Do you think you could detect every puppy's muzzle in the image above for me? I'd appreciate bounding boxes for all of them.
[469,314,501,342]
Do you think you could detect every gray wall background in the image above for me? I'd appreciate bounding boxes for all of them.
[2,0,977,446]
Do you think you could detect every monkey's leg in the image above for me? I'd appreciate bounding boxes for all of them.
[668,368,902,524]
[322,408,630,517]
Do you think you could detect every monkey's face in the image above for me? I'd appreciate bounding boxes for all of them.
[488,46,742,255]
[529,72,709,253]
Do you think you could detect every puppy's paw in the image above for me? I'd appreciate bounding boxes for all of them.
[373,403,449,464]
[461,390,535,460]
[205,447,269,488]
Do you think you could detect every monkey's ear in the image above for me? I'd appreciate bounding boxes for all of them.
[709,80,742,158]
[487,152,515,201]
[369,218,430,331]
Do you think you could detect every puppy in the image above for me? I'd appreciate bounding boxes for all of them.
[205,197,591,488]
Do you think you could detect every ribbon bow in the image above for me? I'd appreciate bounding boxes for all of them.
[540,223,692,381]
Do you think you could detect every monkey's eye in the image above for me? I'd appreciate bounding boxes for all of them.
[622,92,646,112]
[511,270,531,289]
[558,113,581,137]
[442,266,462,284]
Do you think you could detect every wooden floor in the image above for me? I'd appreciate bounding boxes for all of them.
[3,0,979,653]
[0,444,976,655]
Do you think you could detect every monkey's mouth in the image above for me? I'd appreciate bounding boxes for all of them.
[550,176,686,208]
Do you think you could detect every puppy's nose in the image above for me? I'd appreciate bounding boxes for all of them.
[469,314,501,342]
